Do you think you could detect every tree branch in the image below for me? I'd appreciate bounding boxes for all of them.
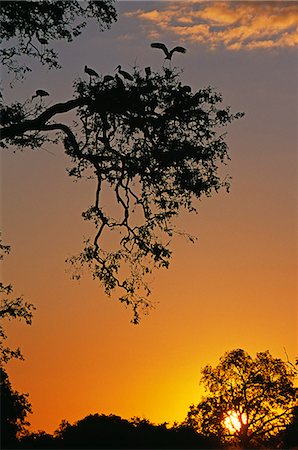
[249,406,295,438]
[1,98,89,141]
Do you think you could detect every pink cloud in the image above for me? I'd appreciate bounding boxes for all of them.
[125,2,298,51]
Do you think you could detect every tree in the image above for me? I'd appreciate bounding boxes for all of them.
[1,2,243,323]
[0,239,34,448]
[185,349,297,448]
[51,413,220,449]
[282,405,298,449]
[0,237,35,364]
[0,0,117,79]
[0,366,32,448]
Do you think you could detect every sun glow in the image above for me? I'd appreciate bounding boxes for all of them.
[223,411,247,433]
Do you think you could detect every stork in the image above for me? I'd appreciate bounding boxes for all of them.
[150,43,186,60]
[84,65,99,78]
[32,89,49,100]
[115,65,133,81]
[145,66,151,79]
[36,32,48,45]
[114,73,125,90]
[103,74,114,83]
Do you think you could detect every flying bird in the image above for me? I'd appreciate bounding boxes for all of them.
[32,89,49,99]
[150,43,186,60]
[84,65,99,77]
[115,65,133,81]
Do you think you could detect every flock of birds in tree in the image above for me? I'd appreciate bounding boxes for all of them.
[32,43,186,100]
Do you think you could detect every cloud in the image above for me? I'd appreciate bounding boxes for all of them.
[125,2,298,51]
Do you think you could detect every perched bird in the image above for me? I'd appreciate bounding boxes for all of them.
[115,65,133,81]
[103,74,114,83]
[32,89,49,99]
[36,31,48,45]
[150,43,186,60]
[182,85,191,93]
[36,33,48,45]
[84,65,99,77]
[145,66,151,78]
[114,73,125,89]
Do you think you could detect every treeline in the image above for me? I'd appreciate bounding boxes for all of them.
[2,350,298,449]
[18,414,221,449]
[12,409,298,450]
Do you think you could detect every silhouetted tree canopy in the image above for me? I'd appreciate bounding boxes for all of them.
[282,405,298,449]
[1,65,243,322]
[0,0,117,78]
[185,349,297,448]
[0,367,32,449]
[22,413,219,449]
[0,1,243,322]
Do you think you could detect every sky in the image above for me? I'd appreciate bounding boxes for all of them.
[1,1,297,433]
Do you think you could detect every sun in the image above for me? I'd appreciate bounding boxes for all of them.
[223,411,247,433]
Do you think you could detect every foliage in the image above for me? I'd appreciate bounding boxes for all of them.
[282,405,298,449]
[0,0,117,79]
[41,413,218,449]
[19,430,56,449]
[0,237,35,364]
[0,1,243,322]
[1,64,243,322]
[0,367,32,448]
[185,349,297,448]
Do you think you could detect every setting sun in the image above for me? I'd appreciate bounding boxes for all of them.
[223,411,247,433]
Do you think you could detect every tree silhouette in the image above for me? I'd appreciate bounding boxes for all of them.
[0,239,34,448]
[0,237,35,363]
[185,349,297,448]
[0,367,32,449]
[282,405,298,449]
[0,1,117,79]
[1,65,243,322]
[46,413,220,449]
[1,3,243,322]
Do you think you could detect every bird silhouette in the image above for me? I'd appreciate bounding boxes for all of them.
[103,75,114,83]
[32,89,49,100]
[36,33,48,45]
[182,85,191,93]
[145,66,151,79]
[115,65,133,81]
[84,65,99,77]
[114,74,125,89]
[150,43,186,60]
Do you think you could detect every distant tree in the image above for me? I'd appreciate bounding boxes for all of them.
[185,349,297,448]
[52,413,220,449]
[19,430,56,449]
[0,0,117,79]
[1,1,243,322]
[0,367,32,449]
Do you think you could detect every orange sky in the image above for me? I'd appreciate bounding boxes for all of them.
[1,1,297,433]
